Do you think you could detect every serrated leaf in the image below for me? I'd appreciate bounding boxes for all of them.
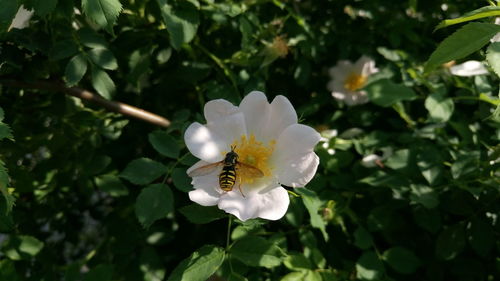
[167,245,225,281]
[425,92,454,123]
[179,204,225,224]
[78,28,109,49]
[283,254,313,271]
[135,184,173,228]
[82,0,122,34]
[65,54,88,87]
[88,48,118,70]
[3,235,44,260]
[119,158,167,185]
[148,131,180,159]
[0,123,13,141]
[416,147,443,186]
[156,0,199,50]
[91,67,115,99]
[356,251,384,280]
[382,247,420,274]
[436,224,466,260]
[95,174,128,197]
[296,188,328,241]
[365,79,416,107]
[425,23,500,72]
[486,42,500,77]
[231,236,284,268]
[413,205,441,233]
[435,6,500,31]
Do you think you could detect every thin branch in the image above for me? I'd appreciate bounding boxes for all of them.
[2,80,171,128]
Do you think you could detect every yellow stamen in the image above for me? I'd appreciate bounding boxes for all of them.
[226,134,275,185]
[344,73,367,91]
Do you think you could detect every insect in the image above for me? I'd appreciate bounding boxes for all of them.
[187,146,264,197]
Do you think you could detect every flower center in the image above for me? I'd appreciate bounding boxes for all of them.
[229,134,275,184]
[344,72,367,91]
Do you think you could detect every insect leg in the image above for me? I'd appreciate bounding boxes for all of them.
[237,175,245,197]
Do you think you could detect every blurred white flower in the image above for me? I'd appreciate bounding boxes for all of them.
[327,56,379,106]
[185,91,320,221]
[8,6,33,31]
[361,148,393,168]
[449,60,488,77]
[491,17,500,43]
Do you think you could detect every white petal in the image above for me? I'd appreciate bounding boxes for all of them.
[204,99,239,123]
[218,185,289,221]
[329,60,353,78]
[327,78,345,93]
[331,91,347,101]
[355,56,379,77]
[239,91,271,141]
[9,6,33,30]
[449,61,488,77]
[188,160,222,206]
[276,152,319,187]
[273,124,321,187]
[184,122,227,163]
[262,95,298,142]
[207,111,247,147]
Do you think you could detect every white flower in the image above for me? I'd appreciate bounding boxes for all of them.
[491,17,500,43]
[327,56,379,106]
[8,6,33,31]
[449,60,488,77]
[184,91,320,221]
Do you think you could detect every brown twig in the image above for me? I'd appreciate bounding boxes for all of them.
[2,80,171,128]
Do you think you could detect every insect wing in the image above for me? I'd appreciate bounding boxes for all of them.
[187,162,223,177]
[237,162,264,178]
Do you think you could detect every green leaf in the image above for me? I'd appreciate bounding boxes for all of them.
[0,260,19,281]
[281,272,307,281]
[451,152,480,179]
[2,235,44,260]
[284,254,313,271]
[486,42,500,77]
[425,23,500,72]
[382,247,420,274]
[435,6,500,31]
[0,184,15,215]
[425,92,454,123]
[135,183,173,228]
[354,226,373,250]
[179,204,226,224]
[167,245,225,281]
[95,174,129,197]
[28,0,58,17]
[83,264,113,281]
[231,236,284,268]
[81,0,122,34]
[416,146,443,186]
[436,224,466,260]
[140,247,166,281]
[365,79,416,107]
[156,0,199,50]
[356,251,384,280]
[409,184,439,209]
[413,205,441,233]
[0,123,13,141]
[468,217,494,257]
[119,158,167,185]
[88,48,118,70]
[49,40,79,61]
[91,67,115,99]
[78,28,109,49]
[64,54,88,87]
[172,168,192,192]
[0,0,19,34]
[296,188,328,241]
[148,131,180,159]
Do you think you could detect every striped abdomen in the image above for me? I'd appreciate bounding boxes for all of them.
[219,164,236,191]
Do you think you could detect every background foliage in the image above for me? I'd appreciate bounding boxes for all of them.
[1,0,499,280]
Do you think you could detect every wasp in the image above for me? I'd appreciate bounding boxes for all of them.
[187,146,264,197]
